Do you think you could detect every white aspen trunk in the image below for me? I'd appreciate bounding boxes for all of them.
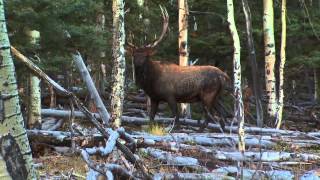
[276,0,286,129]
[227,0,245,152]
[96,13,106,93]
[0,0,36,178]
[28,76,41,128]
[110,0,126,128]
[100,63,107,93]
[27,30,41,129]
[178,0,191,118]
[263,0,277,121]
[314,68,318,101]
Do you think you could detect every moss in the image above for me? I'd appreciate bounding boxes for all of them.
[274,140,291,152]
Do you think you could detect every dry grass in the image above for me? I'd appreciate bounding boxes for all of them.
[35,155,87,178]
[147,123,167,136]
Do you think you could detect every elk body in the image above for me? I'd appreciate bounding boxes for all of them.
[128,7,229,130]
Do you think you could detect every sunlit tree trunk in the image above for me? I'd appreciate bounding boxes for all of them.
[227,0,245,152]
[27,30,41,129]
[241,0,264,127]
[263,0,277,121]
[178,0,191,118]
[276,0,286,129]
[96,12,107,93]
[110,0,125,128]
[0,0,36,178]
[314,69,319,101]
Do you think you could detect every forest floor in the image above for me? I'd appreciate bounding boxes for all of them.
[31,92,320,179]
[31,117,320,180]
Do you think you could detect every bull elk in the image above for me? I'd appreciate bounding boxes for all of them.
[128,6,230,130]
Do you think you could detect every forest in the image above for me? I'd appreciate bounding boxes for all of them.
[0,0,319,179]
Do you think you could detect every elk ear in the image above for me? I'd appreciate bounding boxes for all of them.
[126,47,133,55]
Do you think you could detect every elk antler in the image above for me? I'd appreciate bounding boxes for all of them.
[126,31,137,49]
[127,41,137,49]
[145,5,169,49]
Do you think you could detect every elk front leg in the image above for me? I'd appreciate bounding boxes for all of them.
[167,98,180,127]
[149,99,159,124]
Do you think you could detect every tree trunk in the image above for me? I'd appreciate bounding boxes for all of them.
[49,85,56,108]
[27,30,41,129]
[227,0,245,153]
[241,0,264,127]
[263,0,277,121]
[0,0,36,178]
[110,0,126,128]
[314,68,318,101]
[72,52,110,124]
[276,0,286,129]
[96,12,107,94]
[178,0,191,118]
[28,75,41,128]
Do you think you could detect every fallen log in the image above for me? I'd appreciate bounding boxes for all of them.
[213,166,294,180]
[27,129,104,147]
[126,94,146,103]
[133,131,320,148]
[28,127,320,155]
[140,147,200,167]
[213,151,320,162]
[41,109,320,139]
[137,139,320,163]
[300,169,320,180]
[153,173,234,180]
[133,132,275,148]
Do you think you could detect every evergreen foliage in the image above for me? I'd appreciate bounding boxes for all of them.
[4,0,320,92]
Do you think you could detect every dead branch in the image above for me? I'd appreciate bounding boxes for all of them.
[81,149,138,180]
[141,147,199,167]
[12,46,152,179]
[85,129,119,156]
[72,51,110,124]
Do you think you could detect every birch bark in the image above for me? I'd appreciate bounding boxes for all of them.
[263,0,277,120]
[110,0,126,128]
[227,0,245,152]
[276,0,286,129]
[0,0,36,178]
[179,0,191,118]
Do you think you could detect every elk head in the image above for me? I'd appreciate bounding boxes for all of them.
[127,5,169,67]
